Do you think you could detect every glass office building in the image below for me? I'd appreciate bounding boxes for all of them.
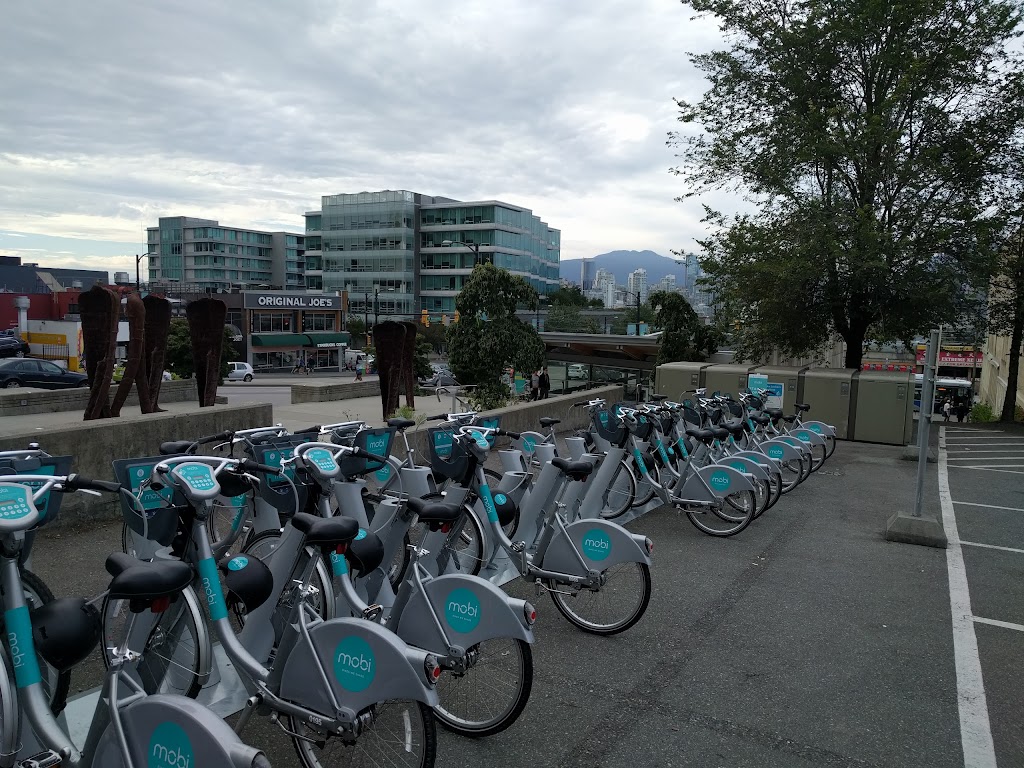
[304,190,560,319]
[146,217,305,293]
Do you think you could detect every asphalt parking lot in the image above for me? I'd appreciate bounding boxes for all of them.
[940,422,1024,767]
[30,431,999,768]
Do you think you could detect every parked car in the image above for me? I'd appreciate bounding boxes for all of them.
[227,362,255,382]
[568,364,588,380]
[0,335,30,358]
[0,358,88,389]
[419,371,459,388]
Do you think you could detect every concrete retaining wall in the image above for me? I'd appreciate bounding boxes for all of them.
[0,402,274,524]
[0,379,204,417]
[292,380,381,403]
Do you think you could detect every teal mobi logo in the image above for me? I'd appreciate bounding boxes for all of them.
[330,551,348,577]
[708,470,731,492]
[227,556,248,571]
[148,721,194,768]
[374,462,392,482]
[809,423,822,433]
[494,493,507,505]
[480,484,499,523]
[522,436,536,454]
[581,528,612,561]
[334,636,375,692]
[197,557,228,621]
[767,445,784,460]
[444,588,482,633]
[730,461,747,472]
[5,605,41,688]
[356,528,367,540]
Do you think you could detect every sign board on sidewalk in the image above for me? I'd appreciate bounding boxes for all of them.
[747,374,784,409]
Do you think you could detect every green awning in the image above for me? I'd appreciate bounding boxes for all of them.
[251,333,306,347]
[304,332,350,349]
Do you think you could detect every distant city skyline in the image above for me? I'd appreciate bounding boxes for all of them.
[0,1,728,281]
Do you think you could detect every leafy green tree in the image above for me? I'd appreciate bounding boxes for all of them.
[610,305,654,335]
[165,320,234,379]
[447,263,545,409]
[418,322,448,355]
[544,304,600,334]
[413,335,434,380]
[346,316,367,348]
[648,290,720,364]
[549,285,603,308]
[671,0,1024,368]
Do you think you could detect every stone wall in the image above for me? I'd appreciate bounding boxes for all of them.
[291,380,381,403]
[0,402,274,524]
[0,379,207,417]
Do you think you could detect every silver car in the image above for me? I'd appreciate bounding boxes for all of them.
[227,362,255,382]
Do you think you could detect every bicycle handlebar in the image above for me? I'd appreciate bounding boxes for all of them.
[65,474,122,494]
[238,458,285,476]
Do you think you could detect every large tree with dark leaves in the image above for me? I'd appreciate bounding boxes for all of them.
[446,263,545,409]
[670,0,1024,368]
[649,290,720,364]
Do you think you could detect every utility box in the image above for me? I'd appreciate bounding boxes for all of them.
[655,362,711,399]
[851,370,914,445]
[752,365,806,413]
[799,368,855,440]
[703,364,757,399]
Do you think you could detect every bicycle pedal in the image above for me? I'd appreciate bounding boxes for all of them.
[363,604,384,621]
[510,540,526,553]
[20,751,63,768]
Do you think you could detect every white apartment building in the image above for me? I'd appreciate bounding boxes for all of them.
[627,268,649,303]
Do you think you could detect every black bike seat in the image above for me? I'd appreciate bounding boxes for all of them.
[290,513,358,545]
[765,407,784,419]
[711,426,730,440]
[723,419,747,435]
[387,418,416,430]
[407,496,462,524]
[159,440,194,456]
[782,414,798,423]
[552,457,592,481]
[539,417,561,428]
[752,413,771,426]
[795,403,811,412]
[107,556,195,601]
[649,394,668,402]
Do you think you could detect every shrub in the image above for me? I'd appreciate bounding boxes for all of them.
[971,402,996,423]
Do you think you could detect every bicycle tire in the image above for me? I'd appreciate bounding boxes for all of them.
[434,637,533,738]
[364,491,413,592]
[440,468,518,539]
[363,455,404,496]
[599,460,636,519]
[548,561,651,635]
[684,489,755,537]
[101,583,209,700]
[631,461,659,508]
[823,433,837,459]
[289,699,437,768]
[777,456,804,494]
[4,570,71,714]
[406,493,486,578]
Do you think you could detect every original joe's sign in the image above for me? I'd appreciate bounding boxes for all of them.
[242,291,342,310]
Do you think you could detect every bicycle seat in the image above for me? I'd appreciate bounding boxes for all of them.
[387,418,416,431]
[551,457,592,481]
[159,440,195,456]
[795,403,811,412]
[649,394,668,402]
[406,496,462,524]
[765,407,784,420]
[782,414,798,423]
[290,512,359,545]
[751,413,771,426]
[539,417,561,428]
[711,426,730,440]
[345,528,385,575]
[723,419,747,436]
[685,427,713,443]
[105,555,195,601]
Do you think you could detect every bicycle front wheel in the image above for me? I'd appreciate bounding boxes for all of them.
[101,584,210,699]
[434,638,533,738]
[290,699,437,768]
[363,455,404,496]
[631,463,659,508]
[548,561,651,635]
[599,460,636,519]
[685,490,755,537]
[243,529,335,622]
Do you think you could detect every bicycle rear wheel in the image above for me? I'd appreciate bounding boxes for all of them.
[548,561,651,635]
[406,494,486,578]
[684,490,756,537]
[242,529,336,622]
[599,460,636,519]
[363,455,404,496]
[434,637,533,738]
[631,463,659,508]
[101,584,209,699]
[777,456,804,494]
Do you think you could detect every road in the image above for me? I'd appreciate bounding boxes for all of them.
[28,437,984,767]
[217,384,293,407]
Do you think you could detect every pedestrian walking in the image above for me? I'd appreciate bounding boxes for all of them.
[530,370,540,401]
[355,355,364,382]
[942,398,951,422]
[539,366,550,399]
[292,354,305,374]
[957,401,968,423]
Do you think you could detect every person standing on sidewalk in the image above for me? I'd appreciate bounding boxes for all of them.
[942,398,952,422]
[529,369,540,401]
[355,355,364,382]
[539,366,550,399]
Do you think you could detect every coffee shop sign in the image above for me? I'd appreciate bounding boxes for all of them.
[243,292,340,310]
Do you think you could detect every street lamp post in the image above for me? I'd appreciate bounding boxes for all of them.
[441,239,484,266]
[135,253,147,291]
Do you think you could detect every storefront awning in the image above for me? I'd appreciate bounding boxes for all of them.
[304,332,350,349]
[251,333,306,347]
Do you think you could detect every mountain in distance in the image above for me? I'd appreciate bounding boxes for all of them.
[560,250,697,287]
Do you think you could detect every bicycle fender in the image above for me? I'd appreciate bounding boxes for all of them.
[730,449,782,476]
[544,518,651,577]
[775,435,812,456]
[91,693,269,768]
[718,455,770,481]
[759,439,805,463]
[801,420,836,438]
[396,573,534,651]
[681,464,756,501]
[791,427,827,448]
[279,617,439,714]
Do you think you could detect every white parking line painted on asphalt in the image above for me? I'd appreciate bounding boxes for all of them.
[946,429,1005,433]
[938,427,998,768]
[946,457,1024,462]
[950,466,1024,475]
[973,616,1024,633]
[947,449,1024,453]
[953,501,1024,513]
[961,541,1024,555]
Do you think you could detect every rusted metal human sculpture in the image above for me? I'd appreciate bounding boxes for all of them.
[373,321,405,419]
[110,292,152,417]
[143,294,172,411]
[80,285,120,420]
[401,321,417,410]
[186,298,226,407]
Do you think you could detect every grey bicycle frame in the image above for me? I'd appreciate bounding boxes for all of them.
[0,478,264,768]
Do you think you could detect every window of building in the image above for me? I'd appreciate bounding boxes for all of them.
[251,312,293,333]
[302,313,336,332]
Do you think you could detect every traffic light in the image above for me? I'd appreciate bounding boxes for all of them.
[421,309,429,326]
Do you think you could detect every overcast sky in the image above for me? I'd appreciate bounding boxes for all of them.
[0,0,725,279]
